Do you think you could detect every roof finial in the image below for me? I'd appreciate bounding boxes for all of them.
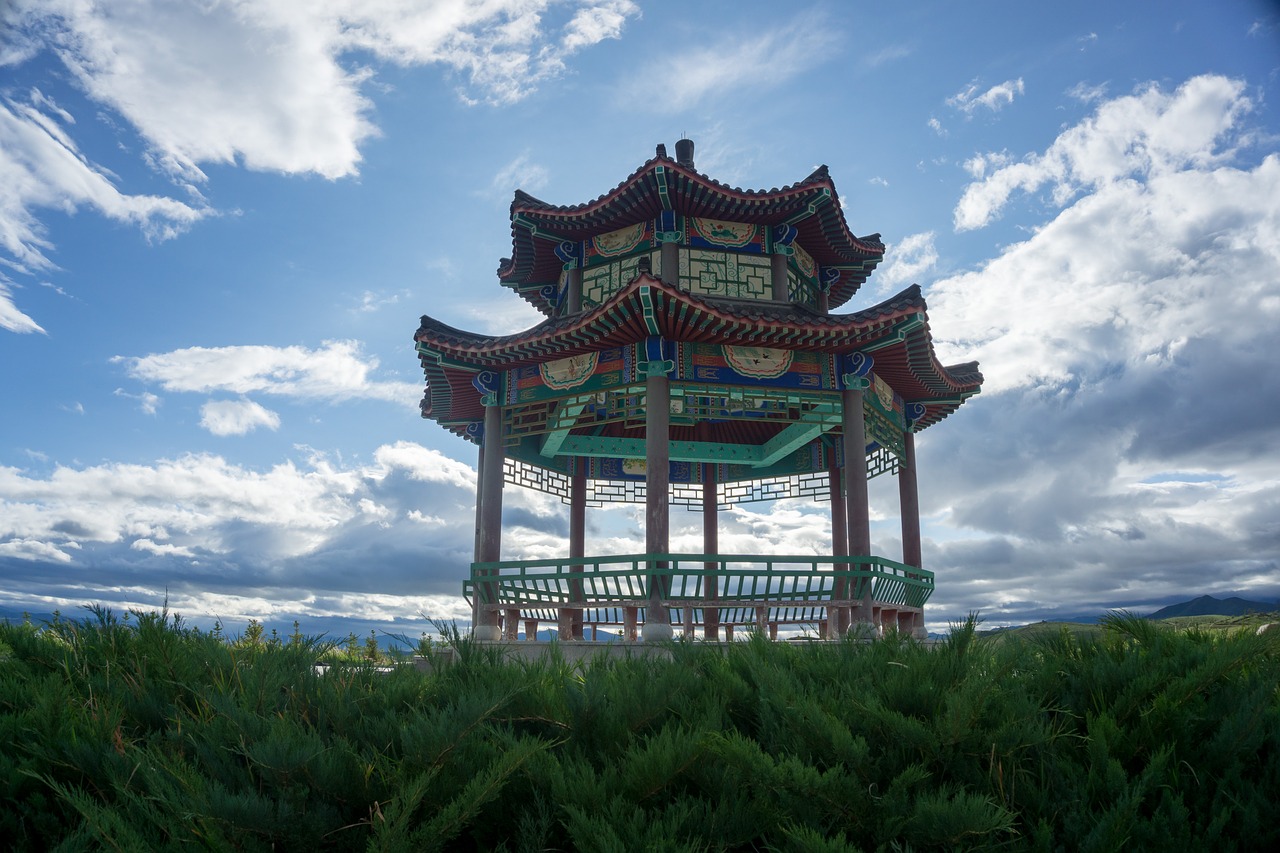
[655,143,667,158]
[675,138,695,169]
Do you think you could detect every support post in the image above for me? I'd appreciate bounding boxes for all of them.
[899,430,922,570]
[842,381,874,630]
[565,266,582,314]
[643,368,673,641]
[828,448,849,636]
[702,462,720,641]
[771,251,789,303]
[474,402,505,641]
[569,457,586,639]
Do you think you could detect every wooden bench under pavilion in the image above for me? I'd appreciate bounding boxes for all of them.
[414,140,982,641]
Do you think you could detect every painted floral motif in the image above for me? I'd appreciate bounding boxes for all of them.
[793,242,816,278]
[724,346,794,379]
[692,218,757,248]
[592,222,647,257]
[540,352,598,390]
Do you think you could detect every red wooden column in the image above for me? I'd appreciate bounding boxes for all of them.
[841,353,874,631]
[899,429,922,569]
[702,462,720,641]
[643,338,673,641]
[474,396,505,641]
[828,447,850,637]
[770,224,796,303]
[566,457,587,640]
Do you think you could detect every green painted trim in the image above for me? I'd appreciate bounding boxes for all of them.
[511,212,575,244]
[638,285,661,336]
[538,397,589,458]
[756,403,842,466]
[466,551,934,609]
[863,314,926,353]
[556,435,765,464]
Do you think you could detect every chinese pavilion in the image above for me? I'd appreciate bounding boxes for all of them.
[415,140,982,642]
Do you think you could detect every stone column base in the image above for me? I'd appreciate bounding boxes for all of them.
[641,622,674,643]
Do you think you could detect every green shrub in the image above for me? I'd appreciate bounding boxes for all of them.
[0,608,1275,850]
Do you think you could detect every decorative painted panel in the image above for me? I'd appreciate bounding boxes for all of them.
[677,343,835,390]
[679,249,772,301]
[505,346,635,404]
[687,218,766,253]
[581,251,657,308]
[585,221,654,264]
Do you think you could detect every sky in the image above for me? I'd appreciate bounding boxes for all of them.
[1,0,1278,639]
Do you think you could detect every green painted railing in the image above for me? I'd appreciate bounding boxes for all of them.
[464,553,933,621]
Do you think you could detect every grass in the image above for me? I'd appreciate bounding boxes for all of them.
[1,607,1277,851]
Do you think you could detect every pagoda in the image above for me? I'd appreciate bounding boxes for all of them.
[415,140,982,642]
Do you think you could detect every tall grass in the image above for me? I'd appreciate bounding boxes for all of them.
[1,608,1276,851]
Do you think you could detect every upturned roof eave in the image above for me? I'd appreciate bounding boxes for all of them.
[496,155,886,303]
[416,276,980,398]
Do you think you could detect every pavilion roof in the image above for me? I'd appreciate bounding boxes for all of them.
[499,150,885,313]
[416,275,981,436]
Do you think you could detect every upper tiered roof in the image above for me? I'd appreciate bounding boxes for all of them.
[500,142,885,314]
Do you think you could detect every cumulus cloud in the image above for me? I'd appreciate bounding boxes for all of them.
[876,231,938,290]
[911,74,1280,624]
[0,0,639,328]
[947,78,1025,115]
[0,442,528,620]
[113,339,418,405]
[954,75,1252,231]
[200,399,282,437]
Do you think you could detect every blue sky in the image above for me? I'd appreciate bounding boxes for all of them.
[1,0,1278,637]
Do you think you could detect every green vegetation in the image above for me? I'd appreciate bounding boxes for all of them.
[1,608,1277,851]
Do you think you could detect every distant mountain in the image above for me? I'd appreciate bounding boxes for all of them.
[1147,595,1275,619]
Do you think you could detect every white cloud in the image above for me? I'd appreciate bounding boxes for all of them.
[954,75,1253,231]
[200,399,282,437]
[910,75,1280,624]
[0,0,640,327]
[876,231,938,290]
[861,44,912,68]
[0,278,44,334]
[927,117,946,137]
[627,11,838,111]
[0,441,564,622]
[114,388,160,415]
[113,339,418,405]
[1067,81,1108,103]
[0,90,209,283]
[488,152,550,199]
[0,537,78,563]
[947,78,1025,115]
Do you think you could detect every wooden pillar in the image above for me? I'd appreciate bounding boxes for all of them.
[565,266,582,314]
[643,369,673,640]
[661,238,679,286]
[899,430,922,569]
[842,381,873,626]
[828,449,849,636]
[569,457,587,639]
[475,403,505,640]
[771,251,789,303]
[524,618,538,641]
[702,462,720,641]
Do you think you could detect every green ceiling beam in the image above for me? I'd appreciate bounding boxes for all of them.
[756,404,843,467]
[539,398,589,458]
[556,435,765,464]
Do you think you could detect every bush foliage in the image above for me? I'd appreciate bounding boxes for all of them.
[1,608,1277,851]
